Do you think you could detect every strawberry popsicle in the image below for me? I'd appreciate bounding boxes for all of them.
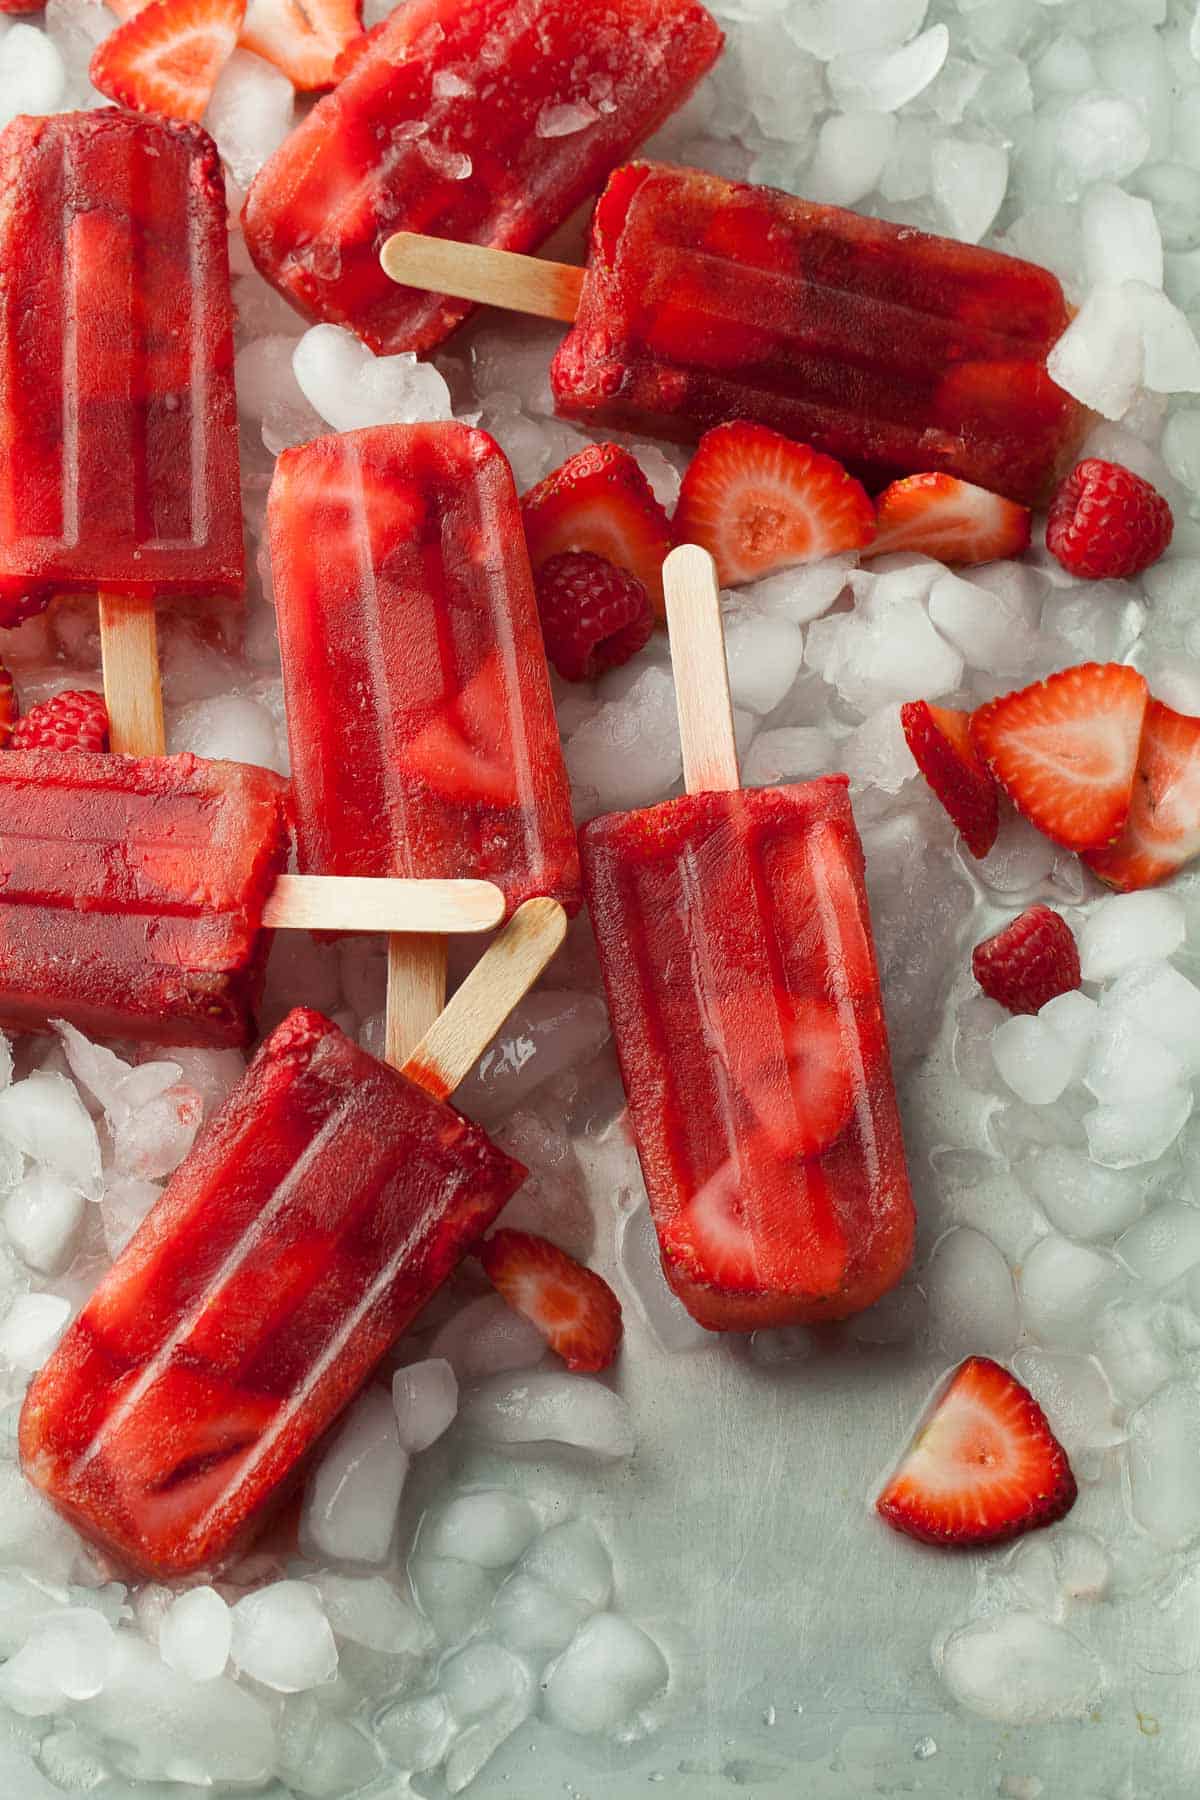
[547,163,1089,508]
[20,1006,527,1579]
[580,548,914,1329]
[268,423,581,920]
[242,0,723,357]
[0,110,243,627]
[0,750,289,1048]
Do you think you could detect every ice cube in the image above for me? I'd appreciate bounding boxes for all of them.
[720,607,805,713]
[112,1083,204,1181]
[805,587,963,715]
[954,993,1006,1092]
[1134,162,1200,253]
[827,24,949,113]
[743,724,840,788]
[1083,1014,1187,1106]
[293,324,453,433]
[1019,1145,1147,1240]
[302,1386,409,1565]
[1011,1349,1122,1459]
[308,1572,432,1655]
[803,112,897,207]
[100,1176,161,1258]
[992,1015,1077,1106]
[442,1643,533,1793]
[0,1462,79,1587]
[375,1692,455,1772]
[0,1292,71,1371]
[615,1200,709,1353]
[1095,1295,1190,1406]
[939,1611,1101,1723]
[1009,1528,1111,1617]
[393,1358,458,1453]
[490,1572,588,1658]
[0,27,66,130]
[1047,282,1147,421]
[410,1556,498,1646]
[930,138,1008,243]
[159,1587,231,1683]
[277,1702,380,1799]
[565,666,682,813]
[206,49,294,189]
[1057,93,1151,193]
[3,1172,85,1275]
[1101,963,1200,1077]
[520,1520,613,1610]
[785,0,929,60]
[750,554,856,624]
[1085,1086,1192,1168]
[234,335,324,454]
[1018,1235,1120,1347]
[842,707,914,796]
[54,1020,130,1114]
[1079,890,1186,980]
[1131,282,1200,392]
[0,1071,101,1197]
[452,991,611,1127]
[925,1226,1019,1358]
[544,1613,669,1735]
[0,1607,114,1715]
[429,1293,547,1379]
[1128,1380,1200,1547]
[1081,182,1162,290]
[929,570,1045,678]
[231,1582,338,1692]
[422,1491,540,1569]
[0,1747,66,1800]
[169,693,283,773]
[1038,990,1099,1080]
[459,1372,636,1458]
[1116,1202,1200,1287]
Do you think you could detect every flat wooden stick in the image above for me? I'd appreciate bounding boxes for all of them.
[262,875,504,935]
[385,933,447,1069]
[98,593,165,756]
[379,233,584,323]
[401,897,567,1100]
[663,544,740,795]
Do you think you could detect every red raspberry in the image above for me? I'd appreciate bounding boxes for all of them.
[534,551,654,683]
[1046,458,1173,580]
[10,689,110,753]
[972,905,1081,1016]
[0,662,14,749]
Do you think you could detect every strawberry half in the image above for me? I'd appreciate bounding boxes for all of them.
[673,422,875,588]
[865,473,1031,566]
[479,1229,623,1373]
[240,0,363,90]
[522,445,673,616]
[877,1356,1077,1548]
[91,0,246,122]
[1086,699,1200,891]
[970,662,1148,853]
[900,701,999,859]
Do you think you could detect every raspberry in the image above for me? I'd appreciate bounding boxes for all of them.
[1046,458,1173,580]
[10,689,110,753]
[534,551,654,683]
[972,905,1081,1016]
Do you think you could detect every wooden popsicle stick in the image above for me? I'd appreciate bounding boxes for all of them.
[662,544,740,795]
[385,933,447,1069]
[262,875,504,935]
[98,593,165,756]
[401,897,567,1100]
[379,233,584,323]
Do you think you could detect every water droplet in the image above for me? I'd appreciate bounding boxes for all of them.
[762,1705,776,1726]
[914,1736,938,1760]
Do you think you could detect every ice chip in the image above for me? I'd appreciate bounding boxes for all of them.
[930,138,1008,244]
[0,27,66,131]
[375,1692,455,1772]
[411,1555,497,1645]
[1128,1380,1200,1547]
[293,324,453,433]
[520,1519,613,1610]
[1100,962,1200,1077]
[393,1357,458,1452]
[459,1372,636,1458]
[721,607,805,714]
[452,991,611,1127]
[429,1293,547,1379]
[0,1607,114,1715]
[206,49,294,190]
[1047,285,1144,420]
[231,1581,338,1692]
[308,1571,432,1655]
[170,694,283,772]
[3,1172,85,1275]
[159,1586,231,1682]
[1079,890,1186,980]
[1086,1087,1192,1167]
[1057,94,1151,192]
[301,1385,408,1565]
[802,112,896,207]
[992,1015,1077,1106]
[1081,183,1163,289]
[1018,1235,1119,1347]
[1011,1349,1122,1460]
[423,1490,540,1568]
[565,666,683,813]
[0,1293,71,1371]
[926,1227,1019,1358]
[234,335,324,454]
[1020,1144,1146,1241]
[743,725,840,789]
[544,1613,669,1734]
[100,1176,161,1258]
[1116,1203,1200,1287]
[1083,1014,1187,1106]
[0,1070,101,1197]
[490,1572,587,1657]
[616,1199,709,1353]
[939,1612,1102,1723]
[827,24,949,113]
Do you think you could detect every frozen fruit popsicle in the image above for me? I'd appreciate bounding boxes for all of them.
[580,547,914,1329]
[0,749,289,1048]
[269,422,581,1055]
[20,900,566,1580]
[382,162,1089,509]
[0,111,243,624]
[242,0,722,357]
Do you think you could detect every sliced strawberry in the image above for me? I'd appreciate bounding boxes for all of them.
[972,905,1081,1016]
[1086,699,1200,891]
[672,422,875,588]
[403,653,519,809]
[240,0,363,91]
[865,473,1032,565]
[90,0,246,123]
[479,1229,622,1373]
[901,701,999,859]
[661,1153,847,1302]
[753,999,856,1161]
[970,663,1149,853]
[877,1356,1077,1548]
[521,445,673,617]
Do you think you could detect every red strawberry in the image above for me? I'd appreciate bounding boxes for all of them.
[0,662,15,749]
[240,0,362,90]
[10,690,109,753]
[865,473,1031,565]
[1047,458,1174,580]
[534,552,654,683]
[877,1357,1077,1548]
[479,1229,622,1373]
[970,663,1148,853]
[901,701,999,859]
[672,422,875,588]
[522,445,673,617]
[91,0,245,123]
[1087,699,1200,891]
[661,1155,847,1303]
[972,905,1081,1016]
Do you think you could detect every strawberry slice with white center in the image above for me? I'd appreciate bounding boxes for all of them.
[672,422,875,588]
[403,654,520,810]
[864,473,1031,565]
[479,1229,622,1373]
[663,1151,847,1301]
[1087,698,1200,890]
[877,1357,1077,1548]
[90,0,245,122]
[749,997,856,1161]
[970,662,1149,853]
[240,0,363,91]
